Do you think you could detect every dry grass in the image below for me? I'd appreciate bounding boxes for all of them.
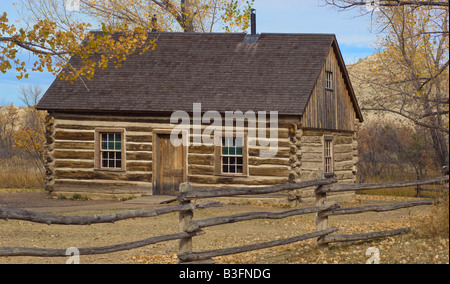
[415,197,449,238]
[0,158,44,189]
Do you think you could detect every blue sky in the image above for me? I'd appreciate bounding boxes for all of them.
[0,0,378,106]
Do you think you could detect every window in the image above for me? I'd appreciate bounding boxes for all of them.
[100,133,122,169]
[221,137,244,174]
[324,136,334,177]
[95,129,126,171]
[325,71,333,91]
[214,136,247,176]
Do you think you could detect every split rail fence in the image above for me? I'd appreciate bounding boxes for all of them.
[0,175,448,263]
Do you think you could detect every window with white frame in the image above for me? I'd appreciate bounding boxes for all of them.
[221,137,244,174]
[100,132,123,169]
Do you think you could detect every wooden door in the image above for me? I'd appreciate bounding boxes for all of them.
[154,134,185,195]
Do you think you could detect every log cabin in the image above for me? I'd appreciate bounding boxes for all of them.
[37,31,363,203]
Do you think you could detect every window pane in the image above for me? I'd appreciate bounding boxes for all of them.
[237,157,243,165]
[230,157,236,165]
[102,159,108,168]
[230,165,236,173]
[222,147,228,155]
[109,152,115,159]
[237,166,243,173]
[236,147,242,155]
[223,165,228,173]
[115,142,121,150]
[115,134,121,142]
[229,147,235,155]
[222,157,228,166]
[109,160,115,168]
[108,141,115,150]
[116,160,122,168]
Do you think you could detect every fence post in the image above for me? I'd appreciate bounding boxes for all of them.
[178,182,193,258]
[178,182,215,264]
[315,171,329,251]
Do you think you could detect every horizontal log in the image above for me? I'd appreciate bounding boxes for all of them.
[317,176,449,194]
[55,170,151,182]
[127,143,152,152]
[55,131,94,141]
[186,202,339,233]
[52,183,151,195]
[248,165,290,177]
[127,162,152,172]
[188,175,288,186]
[0,201,221,225]
[248,147,290,158]
[126,152,152,161]
[54,179,150,188]
[178,178,338,201]
[54,160,94,169]
[322,227,411,244]
[54,150,94,160]
[320,199,438,217]
[177,227,339,262]
[0,230,205,257]
[189,165,215,176]
[54,141,94,150]
[126,135,152,143]
[248,157,289,166]
[188,154,214,166]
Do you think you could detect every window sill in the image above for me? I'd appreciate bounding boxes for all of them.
[95,168,126,173]
[215,173,249,178]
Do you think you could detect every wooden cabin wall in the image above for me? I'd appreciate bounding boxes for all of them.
[301,47,357,132]
[288,127,359,203]
[44,112,299,195]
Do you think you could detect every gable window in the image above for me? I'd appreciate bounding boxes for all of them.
[325,71,333,91]
[95,129,126,171]
[215,136,248,176]
[324,136,334,177]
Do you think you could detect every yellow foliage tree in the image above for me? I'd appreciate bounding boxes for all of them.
[1,0,253,82]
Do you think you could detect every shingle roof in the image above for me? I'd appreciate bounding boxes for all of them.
[37,32,360,119]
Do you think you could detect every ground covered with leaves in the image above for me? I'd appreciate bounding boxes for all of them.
[0,194,448,264]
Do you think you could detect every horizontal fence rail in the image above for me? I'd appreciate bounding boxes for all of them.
[0,175,448,263]
[319,199,438,217]
[0,201,221,225]
[316,176,449,194]
[178,178,338,202]
[178,227,339,263]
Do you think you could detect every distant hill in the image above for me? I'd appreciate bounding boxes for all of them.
[346,53,413,127]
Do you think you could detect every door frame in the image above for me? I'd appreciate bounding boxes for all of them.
[152,129,188,195]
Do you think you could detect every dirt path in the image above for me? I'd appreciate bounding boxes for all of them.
[0,192,167,212]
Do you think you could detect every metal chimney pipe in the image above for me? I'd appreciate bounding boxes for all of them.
[151,15,157,32]
[251,9,256,35]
